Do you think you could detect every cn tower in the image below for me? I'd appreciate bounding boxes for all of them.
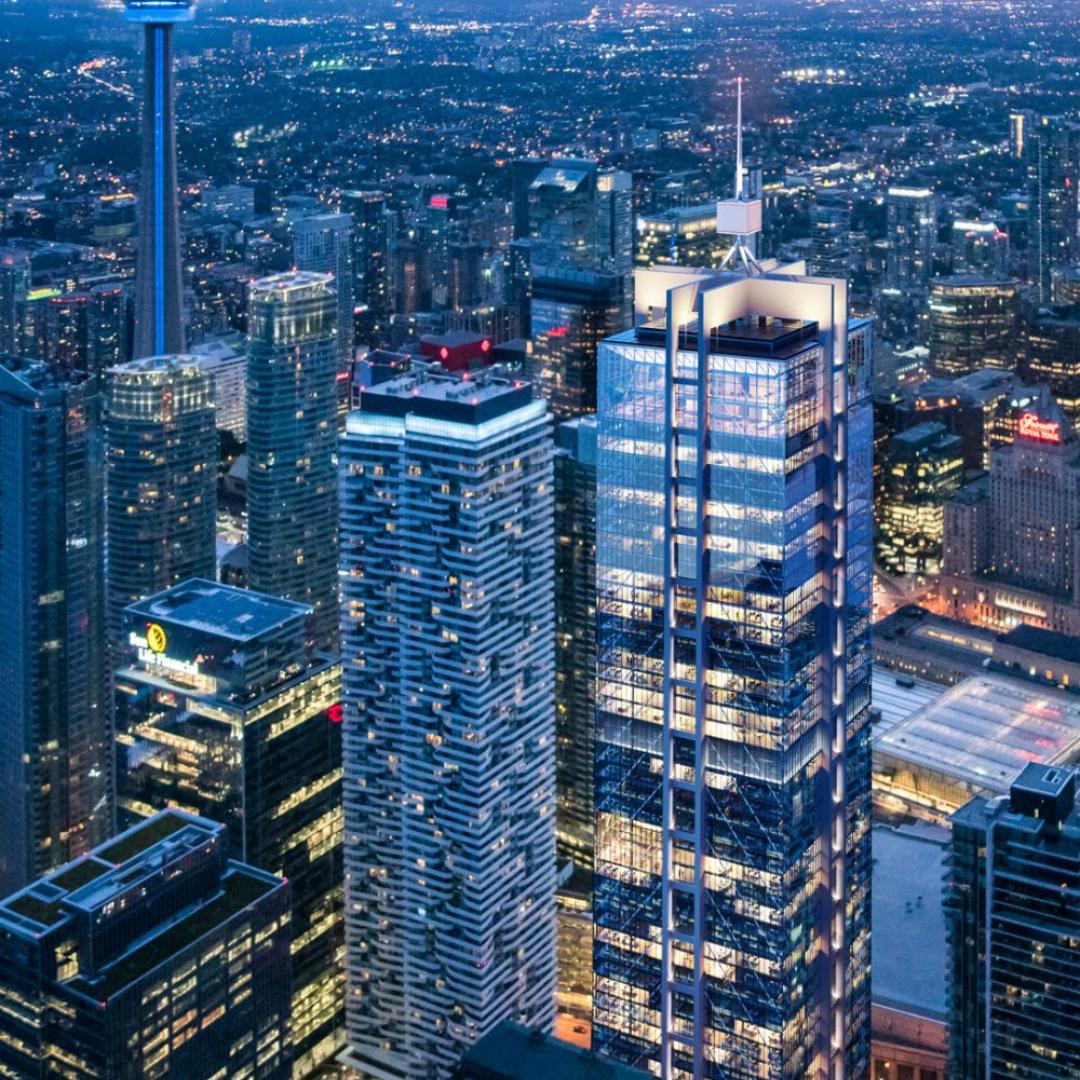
[125,1,193,358]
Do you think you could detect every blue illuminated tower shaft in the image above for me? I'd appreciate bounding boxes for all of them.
[134,19,185,358]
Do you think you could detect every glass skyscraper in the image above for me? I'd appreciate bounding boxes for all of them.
[113,579,345,1077]
[293,212,356,414]
[0,809,291,1080]
[530,267,628,422]
[339,366,557,1080]
[947,764,1080,1080]
[554,414,599,868]
[1026,116,1080,303]
[0,357,109,896]
[105,355,217,644]
[592,264,872,1080]
[247,271,340,653]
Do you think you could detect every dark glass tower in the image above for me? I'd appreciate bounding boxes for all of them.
[104,355,217,645]
[246,272,340,653]
[0,358,109,896]
[125,1,192,359]
[947,764,1080,1080]
[554,415,598,867]
[114,580,345,1076]
[0,810,291,1080]
[592,264,873,1080]
[529,267,627,422]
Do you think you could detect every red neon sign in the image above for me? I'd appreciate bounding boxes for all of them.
[1018,413,1061,444]
[328,703,343,724]
[430,194,449,210]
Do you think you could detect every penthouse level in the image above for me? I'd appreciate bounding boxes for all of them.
[356,364,534,424]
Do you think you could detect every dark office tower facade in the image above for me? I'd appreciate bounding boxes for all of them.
[0,249,30,353]
[40,287,127,375]
[880,185,936,344]
[43,292,91,373]
[554,415,597,868]
[886,186,936,290]
[448,240,484,310]
[125,0,191,359]
[809,189,852,278]
[929,275,1021,377]
[1027,116,1080,302]
[390,236,433,315]
[877,421,965,575]
[293,213,355,394]
[105,355,216,644]
[529,267,626,421]
[947,764,1080,1080]
[0,810,292,1080]
[0,358,108,897]
[1023,306,1080,431]
[340,368,557,1080]
[597,168,635,279]
[951,219,1010,278]
[89,282,130,371]
[114,580,344,1077]
[593,266,873,1080]
[247,272,339,652]
[343,189,391,337]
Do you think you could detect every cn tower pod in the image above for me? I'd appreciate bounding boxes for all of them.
[124,0,194,23]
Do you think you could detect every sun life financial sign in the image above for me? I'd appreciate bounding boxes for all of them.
[1018,412,1061,444]
[129,626,202,678]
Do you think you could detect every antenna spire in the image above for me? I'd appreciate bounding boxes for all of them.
[735,76,744,200]
[715,75,763,275]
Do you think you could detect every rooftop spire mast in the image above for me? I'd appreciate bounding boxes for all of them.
[716,76,763,275]
[735,75,744,200]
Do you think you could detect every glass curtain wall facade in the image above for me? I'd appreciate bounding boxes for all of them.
[530,268,627,422]
[105,355,217,644]
[947,764,1080,1080]
[555,415,599,867]
[0,358,109,896]
[292,213,355,416]
[113,580,345,1078]
[0,810,291,1080]
[593,266,872,1080]
[340,370,557,1080]
[247,272,340,653]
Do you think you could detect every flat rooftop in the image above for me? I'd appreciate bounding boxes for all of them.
[455,1021,650,1080]
[629,314,821,360]
[126,578,312,641]
[874,605,997,672]
[1000,623,1080,664]
[873,672,1080,794]
[0,811,217,932]
[871,825,948,1019]
[871,669,946,731]
[358,367,533,424]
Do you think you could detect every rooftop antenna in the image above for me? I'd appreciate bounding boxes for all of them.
[735,75,744,200]
[717,76,763,275]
